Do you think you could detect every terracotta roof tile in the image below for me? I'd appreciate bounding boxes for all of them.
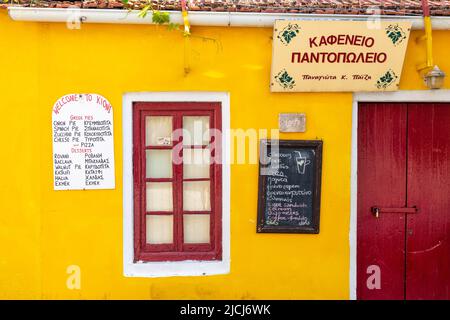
[2,0,450,16]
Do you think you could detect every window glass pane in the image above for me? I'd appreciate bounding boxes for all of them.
[146,182,173,211]
[183,181,211,211]
[183,116,210,146]
[183,214,210,244]
[146,116,172,146]
[146,150,173,178]
[146,215,173,244]
[183,148,210,179]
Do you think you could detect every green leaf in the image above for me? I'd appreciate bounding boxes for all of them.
[167,23,180,31]
[152,11,170,25]
[138,5,151,18]
[121,0,129,4]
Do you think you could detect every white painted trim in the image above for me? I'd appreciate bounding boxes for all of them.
[350,89,450,299]
[349,94,358,300]
[7,7,450,30]
[122,91,231,278]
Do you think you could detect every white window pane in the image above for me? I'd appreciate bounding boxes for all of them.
[146,215,173,244]
[146,116,173,146]
[146,182,173,211]
[146,150,173,178]
[183,116,210,146]
[183,148,210,179]
[184,214,210,244]
[183,181,211,211]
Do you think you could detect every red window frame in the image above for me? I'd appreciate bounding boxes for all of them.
[133,102,222,262]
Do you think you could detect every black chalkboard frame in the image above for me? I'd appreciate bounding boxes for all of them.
[257,139,323,234]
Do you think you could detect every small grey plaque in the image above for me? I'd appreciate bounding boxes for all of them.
[279,113,306,132]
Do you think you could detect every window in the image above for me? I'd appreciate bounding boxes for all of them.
[133,102,222,262]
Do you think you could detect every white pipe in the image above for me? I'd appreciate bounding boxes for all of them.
[7,7,450,29]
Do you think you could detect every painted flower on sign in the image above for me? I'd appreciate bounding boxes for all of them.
[277,23,300,46]
[386,24,407,46]
[275,69,296,89]
[376,69,398,89]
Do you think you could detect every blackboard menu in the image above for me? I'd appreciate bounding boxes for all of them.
[257,140,322,233]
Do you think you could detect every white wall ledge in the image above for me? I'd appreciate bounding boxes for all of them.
[7,7,450,29]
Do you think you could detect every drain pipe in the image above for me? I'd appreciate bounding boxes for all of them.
[417,0,446,88]
[7,8,450,29]
[181,0,191,75]
[181,0,190,34]
[417,0,433,71]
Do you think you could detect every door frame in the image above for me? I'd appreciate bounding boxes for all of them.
[350,90,450,300]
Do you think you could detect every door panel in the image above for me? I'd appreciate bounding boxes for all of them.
[357,103,407,300]
[406,103,450,299]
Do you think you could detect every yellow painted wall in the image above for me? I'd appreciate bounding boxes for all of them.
[0,11,449,299]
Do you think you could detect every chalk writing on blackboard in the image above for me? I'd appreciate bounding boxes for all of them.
[257,140,322,233]
[294,151,311,174]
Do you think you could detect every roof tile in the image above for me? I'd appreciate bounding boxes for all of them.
[2,0,450,16]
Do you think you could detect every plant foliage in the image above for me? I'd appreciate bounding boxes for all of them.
[121,0,179,29]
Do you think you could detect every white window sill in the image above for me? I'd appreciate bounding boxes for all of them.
[124,259,230,278]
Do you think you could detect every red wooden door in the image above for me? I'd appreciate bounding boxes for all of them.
[357,102,450,300]
[406,104,450,299]
[357,103,408,300]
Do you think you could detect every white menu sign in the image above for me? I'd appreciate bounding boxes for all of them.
[52,93,115,190]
